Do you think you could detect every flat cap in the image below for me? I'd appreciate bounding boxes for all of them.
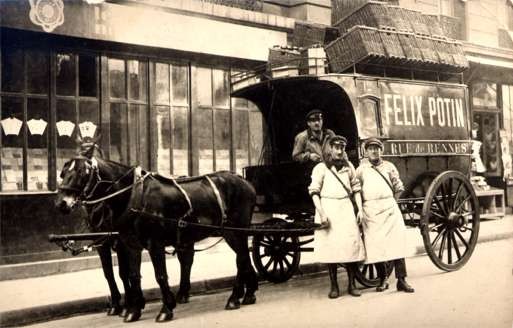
[364,137,384,150]
[329,135,347,146]
[305,109,323,120]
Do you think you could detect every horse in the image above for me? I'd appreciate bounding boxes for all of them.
[55,143,258,322]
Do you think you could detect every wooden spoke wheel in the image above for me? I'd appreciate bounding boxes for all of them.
[252,219,301,283]
[420,171,480,271]
[353,262,393,288]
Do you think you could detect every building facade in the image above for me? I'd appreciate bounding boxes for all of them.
[0,0,512,268]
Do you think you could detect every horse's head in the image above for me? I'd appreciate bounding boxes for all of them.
[56,136,102,214]
[55,154,100,214]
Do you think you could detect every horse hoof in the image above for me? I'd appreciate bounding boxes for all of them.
[225,299,240,310]
[107,306,122,316]
[241,294,256,305]
[119,308,128,318]
[123,310,142,323]
[176,294,190,304]
[156,311,174,322]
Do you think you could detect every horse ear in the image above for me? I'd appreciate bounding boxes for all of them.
[75,131,83,145]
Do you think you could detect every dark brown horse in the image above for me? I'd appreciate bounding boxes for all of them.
[55,144,258,322]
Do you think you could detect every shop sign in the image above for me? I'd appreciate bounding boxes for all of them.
[29,0,65,33]
[384,140,471,157]
[1,117,23,136]
[27,118,48,135]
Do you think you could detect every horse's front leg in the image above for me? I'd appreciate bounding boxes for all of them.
[123,243,145,323]
[115,240,133,318]
[176,244,195,304]
[97,243,122,316]
[149,239,176,322]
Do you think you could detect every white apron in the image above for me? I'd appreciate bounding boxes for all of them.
[357,161,407,264]
[310,163,365,263]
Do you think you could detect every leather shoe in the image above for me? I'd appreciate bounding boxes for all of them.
[348,287,361,297]
[376,281,389,292]
[328,287,340,299]
[397,279,414,293]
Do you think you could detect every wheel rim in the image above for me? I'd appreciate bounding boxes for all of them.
[354,262,393,287]
[421,171,480,271]
[252,228,301,283]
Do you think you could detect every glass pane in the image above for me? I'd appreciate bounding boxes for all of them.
[249,110,263,166]
[360,99,379,138]
[56,99,77,182]
[109,58,125,99]
[109,103,128,164]
[56,53,76,96]
[155,63,170,104]
[231,96,248,108]
[172,64,188,105]
[79,54,97,97]
[27,50,48,94]
[78,101,99,139]
[156,106,171,174]
[213,69,230,108]
[482,113,500,174]
[198,108,213,174]
[128,60,148,102]
[197,67,212,107]
[214,109,231,171]
[1,47,24,92]
[234,110,249,174]
[128,104,148,166]
[173,106,189,176]
[27,98,49,191]
[472,82,497,108]
[1,97,24,191]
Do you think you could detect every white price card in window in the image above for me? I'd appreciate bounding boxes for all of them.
[27,118,48,135]
[79,121,97,138]
[56,120,75,137]
[1,117,22,136]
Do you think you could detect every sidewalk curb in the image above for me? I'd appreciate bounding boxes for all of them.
[2,233,512,327]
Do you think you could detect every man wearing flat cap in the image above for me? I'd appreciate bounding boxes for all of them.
[356,137,415,293]
[309,134,365,299]
[292,109,335,164]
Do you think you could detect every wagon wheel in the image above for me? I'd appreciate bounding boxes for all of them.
[420,171,480,271]
[251,219,301,283]
[353,261,393,288]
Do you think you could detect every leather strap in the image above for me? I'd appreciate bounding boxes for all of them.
[371,166,395,195]
[205,175,227,222]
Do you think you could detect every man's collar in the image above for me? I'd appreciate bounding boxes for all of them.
[307,129,325,140]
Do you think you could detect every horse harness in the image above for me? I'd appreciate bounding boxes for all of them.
[68,159,229,250]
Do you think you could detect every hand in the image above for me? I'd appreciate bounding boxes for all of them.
[319,211,330,229]
[356,211,365,225]
[309,153,321,162]
[320,219,330,229]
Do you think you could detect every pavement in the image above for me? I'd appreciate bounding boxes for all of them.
[1,215,512,327]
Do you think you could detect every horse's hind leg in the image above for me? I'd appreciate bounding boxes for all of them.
[176,244,194,304]
[223,233,257,310]
[98,243,122,315]
[149,239,176,322]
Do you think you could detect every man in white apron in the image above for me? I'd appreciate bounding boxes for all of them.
[356,138,414,293]
[309,135,365,298]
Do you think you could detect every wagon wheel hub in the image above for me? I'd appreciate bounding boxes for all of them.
[447,212,467,228]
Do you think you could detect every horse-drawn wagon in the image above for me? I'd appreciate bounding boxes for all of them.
[50,63,479,322]
[231,68,479,286]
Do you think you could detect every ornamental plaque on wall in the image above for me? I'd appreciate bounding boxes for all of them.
[29,0,64,33]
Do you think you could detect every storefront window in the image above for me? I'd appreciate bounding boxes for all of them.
[109,58,125,99]
[214,109,231,171]
[472,82,497,108]
[1,47,50,192]
[198,108,214,174]
[55,53,99,185]
[152,62,190,175]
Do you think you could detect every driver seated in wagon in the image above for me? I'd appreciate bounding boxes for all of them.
[292,109,335,165]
